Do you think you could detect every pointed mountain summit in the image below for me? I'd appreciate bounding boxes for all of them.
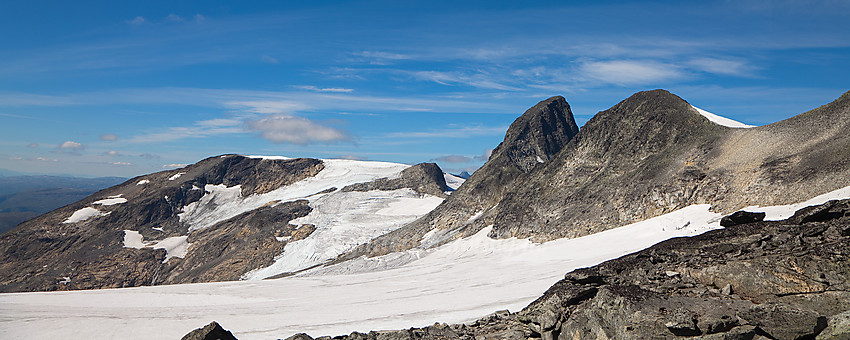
[337,96,579,259]
[498,96,579,172]
[336,89,850,262]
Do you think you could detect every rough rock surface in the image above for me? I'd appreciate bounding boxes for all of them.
[0,155,324,292]
[160,200,312,284]
[339,96,579,259]
[182,321,238,340]
[342,162,450,197]
[340,90,850,261]
[288,199,850,340]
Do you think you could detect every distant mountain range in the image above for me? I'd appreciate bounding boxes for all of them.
[0,175,125,234]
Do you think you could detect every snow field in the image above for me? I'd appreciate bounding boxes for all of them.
[122,230,190,261]
[178,158,411,231]
[691,105,755,128]
[242,189,444,280]
[62,207,108,224]
[5,185,848,340]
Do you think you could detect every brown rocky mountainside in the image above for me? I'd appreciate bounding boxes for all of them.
[277,198,850,340]
[338,95,580,259]
[0,155,450,292]
[341,90,850,262]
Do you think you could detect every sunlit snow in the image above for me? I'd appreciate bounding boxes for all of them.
[122,230,190,262]
[443,173,465,191]
[178,159,410,231]
[168,172,185,181]
[691,105,755,128]
[136,179,150,185]
[242,189,443,279]
[62,207,108,224]
[4,186,848,340]
[92,196,127,206]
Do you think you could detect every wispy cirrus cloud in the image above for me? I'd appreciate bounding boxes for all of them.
[387,125,508,139]
[293,85,354,93]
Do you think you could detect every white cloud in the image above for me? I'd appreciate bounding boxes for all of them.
[246,114,350,145]
[687,57,756,77]
[387,125,508,139]
[162,163,189,169]
[104,150,120,156]
[336,155,363,161]
[111,162,133,166]
[128,117,245,143]
[165,14,184,22]
[99,133,118,141]
[434,155,473,163]
[127,16,146,25]
[227,100,309,115]
[59,141,85,150]
[411,71,521,91]
[26,143,38,148]
[578,60,685,86]
[261,54,279,64]
[294,85,354,93]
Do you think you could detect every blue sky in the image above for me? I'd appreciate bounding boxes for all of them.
[1,0,848,177]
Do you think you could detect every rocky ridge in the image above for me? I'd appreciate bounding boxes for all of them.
[279,198,850,340]
[338,96,579,259]
[0,156,450,292]
[339,90,850,263]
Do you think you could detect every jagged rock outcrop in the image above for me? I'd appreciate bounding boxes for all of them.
[338,89,850,261]
[290,199,850,340]
[338,96,579,259]
[342,162,450,197]
[182,321,238,340]
[0,155,324,292]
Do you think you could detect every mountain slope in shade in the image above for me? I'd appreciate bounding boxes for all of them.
[339,89,850,263]
[0,155,454,292]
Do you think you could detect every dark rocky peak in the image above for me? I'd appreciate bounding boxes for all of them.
[181,155,324,196]
[494,96,579,173]
[569,89,727,160]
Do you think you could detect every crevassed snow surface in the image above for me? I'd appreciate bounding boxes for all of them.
[5,186,848,340]
[691,105,755,128]
[243,189,443,280]
[62,207,108,224]
[122,230,190,261]
[178,159,410,231]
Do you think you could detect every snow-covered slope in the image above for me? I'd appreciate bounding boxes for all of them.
[178,158,412,231]
[691,105,755,128]
[3,185,847,340]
